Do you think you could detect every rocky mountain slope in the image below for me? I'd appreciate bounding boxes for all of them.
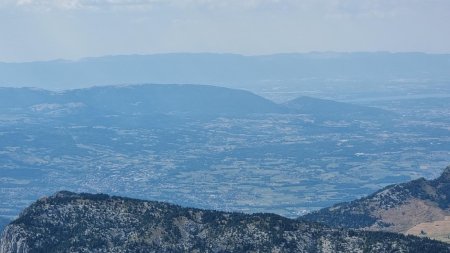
[1,191,448,253]
[303,166,450,242]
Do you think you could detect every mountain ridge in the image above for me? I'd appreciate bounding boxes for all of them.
[1,190,449,253]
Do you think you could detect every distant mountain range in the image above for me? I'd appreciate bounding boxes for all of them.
[1,52,449,91]
[303,166,450,243]
[1,191,448,253]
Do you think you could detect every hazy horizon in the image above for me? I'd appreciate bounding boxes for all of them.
[2,51,450,64]
[1,0,450,62]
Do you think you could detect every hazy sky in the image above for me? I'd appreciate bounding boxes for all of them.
[1,0,450,62]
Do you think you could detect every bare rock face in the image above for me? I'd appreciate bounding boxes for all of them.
[1,191,448,253]
[303,166,450,243]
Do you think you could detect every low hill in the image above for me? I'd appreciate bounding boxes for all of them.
[283,96,394,121]
[0,84,285,117]
[0,87,54,110]
[302,166,450,243]
[1,191,448,253]
[61,84,285,116]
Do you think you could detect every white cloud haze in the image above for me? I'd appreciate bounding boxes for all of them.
[2,0,292,10]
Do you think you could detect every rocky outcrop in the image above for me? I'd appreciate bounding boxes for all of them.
[0,226,29,253]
